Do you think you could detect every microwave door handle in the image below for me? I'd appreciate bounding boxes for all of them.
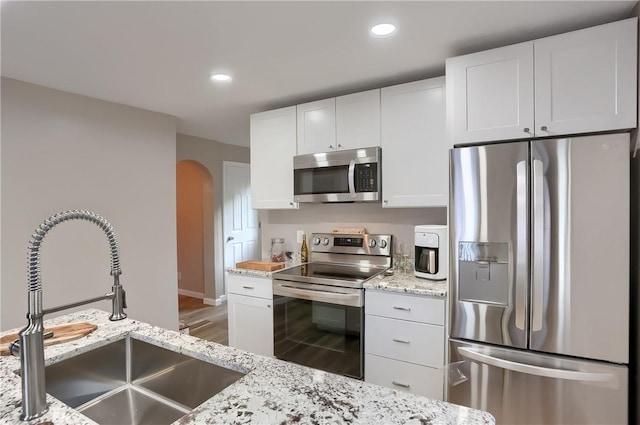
[348,160,356,198]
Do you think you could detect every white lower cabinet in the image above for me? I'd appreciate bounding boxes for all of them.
[364,354,444,399]
[227,274,274,357]
[365,290,446,400]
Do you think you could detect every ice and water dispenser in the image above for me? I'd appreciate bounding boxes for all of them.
[457,242,509,305]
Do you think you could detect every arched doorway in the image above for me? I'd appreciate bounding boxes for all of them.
[176,160,214,302]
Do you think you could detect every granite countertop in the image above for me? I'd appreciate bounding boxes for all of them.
[227,267,276,278]
[227,263,299,278]
[364,272,448,297]
[0,309,492,425]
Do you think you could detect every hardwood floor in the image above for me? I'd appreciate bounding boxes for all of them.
[178,295,228,345]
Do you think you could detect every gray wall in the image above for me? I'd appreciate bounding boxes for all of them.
[261,203,447,262]
[176,133,250,301]
[1,78,179,331]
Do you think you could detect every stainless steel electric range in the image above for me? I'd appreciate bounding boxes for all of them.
[272,233,392,380]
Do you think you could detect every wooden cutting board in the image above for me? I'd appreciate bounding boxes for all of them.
[0,322,97,356]
[235,260,285,271]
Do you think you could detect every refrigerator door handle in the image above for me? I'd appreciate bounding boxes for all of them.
[531,158,545,332]
[457,347,614,383]
[515,160,528,330]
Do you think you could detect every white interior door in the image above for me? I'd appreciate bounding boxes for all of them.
[223,161,260,275]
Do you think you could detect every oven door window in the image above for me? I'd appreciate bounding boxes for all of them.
[274,295,362,379]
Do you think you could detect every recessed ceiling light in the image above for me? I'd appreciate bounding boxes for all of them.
[210,73,232,82]
[370,23,396,37]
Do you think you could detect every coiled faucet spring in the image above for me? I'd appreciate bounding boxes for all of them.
[13,209,128,421]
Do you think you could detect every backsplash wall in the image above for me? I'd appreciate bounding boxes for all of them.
[260,203,447,261]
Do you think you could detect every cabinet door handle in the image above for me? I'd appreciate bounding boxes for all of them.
[392,381,411,388]
[523,127,530,133]
[392,338,411,344]
[242,285,255,289]
[393,306,411,311]
[540,125,548,131]
[329,145,334,149]
[337,144,342,148]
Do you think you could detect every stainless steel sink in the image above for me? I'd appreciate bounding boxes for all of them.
[44,337,246,425]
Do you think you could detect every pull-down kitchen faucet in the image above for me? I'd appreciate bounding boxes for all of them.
[10,210,127,421]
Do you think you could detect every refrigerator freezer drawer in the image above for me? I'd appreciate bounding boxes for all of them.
[448,339,628,425]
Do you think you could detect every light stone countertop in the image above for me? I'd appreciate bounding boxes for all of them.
[0,309,492,425]
[364,272,448,297]
[226,267,276,278]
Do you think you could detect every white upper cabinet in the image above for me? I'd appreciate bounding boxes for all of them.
[381,77,448,208]
[534,18,637,137]
[447,17,637,145]
[250,106,298,209]
[297,90,381,155]
[336,89,381,151]
[296,98,336,155]
[447,42,535,144]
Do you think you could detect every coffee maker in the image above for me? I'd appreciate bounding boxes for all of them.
[414,225,447,281]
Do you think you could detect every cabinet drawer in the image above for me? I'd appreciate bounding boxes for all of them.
[365,354,443,400]
[365,315,444,367]
[227,275,273,299]
[366,290,445,325]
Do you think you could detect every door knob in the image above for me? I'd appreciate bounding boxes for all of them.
[226,236,234,242]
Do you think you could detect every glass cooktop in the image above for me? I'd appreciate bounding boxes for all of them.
[272,262,388,288]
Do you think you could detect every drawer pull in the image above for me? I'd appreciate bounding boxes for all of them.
[392,381,410,388]
[393,306,411,311]
[242,285,255,289]
[392,338,411,344]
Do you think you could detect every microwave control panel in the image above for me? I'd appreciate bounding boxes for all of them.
[355,163,378,192]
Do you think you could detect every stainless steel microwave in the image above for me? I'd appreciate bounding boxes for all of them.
[293,147,381,203]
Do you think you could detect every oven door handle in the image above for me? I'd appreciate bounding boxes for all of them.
[273,282,363,308]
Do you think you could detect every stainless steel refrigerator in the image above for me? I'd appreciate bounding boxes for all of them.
[448,133,630,424]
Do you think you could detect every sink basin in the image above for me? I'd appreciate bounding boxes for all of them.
[44,337,246,425]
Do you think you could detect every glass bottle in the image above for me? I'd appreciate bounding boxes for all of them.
[300,234,309,264]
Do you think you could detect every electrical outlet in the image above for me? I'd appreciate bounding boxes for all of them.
[297,230,304,243]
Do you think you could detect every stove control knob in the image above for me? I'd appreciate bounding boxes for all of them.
[312,236,321,246]
[379,239,388,249]
[368,239,377,248]
[322,237,330,246]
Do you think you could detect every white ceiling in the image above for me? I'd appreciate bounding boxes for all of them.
[2,1,637,148]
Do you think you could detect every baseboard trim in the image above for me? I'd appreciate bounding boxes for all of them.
[203,294,227,306]
[178,289,204,299]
